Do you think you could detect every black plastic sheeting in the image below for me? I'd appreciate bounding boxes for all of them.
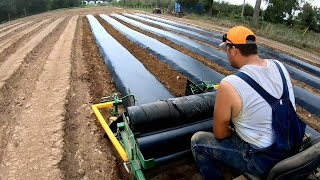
[100,14,224,85]
[256,49,320,90]
[111,14,236,71]
[141,13,320,78]
[118,13,320,92]
[258,51,320,90]
[259,46,320,77]
[111,14,320,117]
[122,13,221,47]
[252,51,320,90]
[137,119,212,159]
[86,15,173,107]
[134,13,222,39]
[294,86,320,116]
[285,64,320,89]
[127,92,216,133]
[137,14,320,78]
[128,14,320,89]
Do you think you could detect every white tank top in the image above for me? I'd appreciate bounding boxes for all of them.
[222,60,295,148]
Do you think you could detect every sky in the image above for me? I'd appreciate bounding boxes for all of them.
[217,0,320,10]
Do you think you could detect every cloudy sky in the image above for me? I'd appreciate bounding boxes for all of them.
[217,0,320,10]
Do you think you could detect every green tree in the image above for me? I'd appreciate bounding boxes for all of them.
[298,2,318,32]
[16,0,31,17]
[243,4,254,17]
[0,0,81,23]
[30,0,48,13]
[0,0,17,21]
[264,0,299,24]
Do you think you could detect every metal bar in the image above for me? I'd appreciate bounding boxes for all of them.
[92,103,129,162]
[94,102,114,109]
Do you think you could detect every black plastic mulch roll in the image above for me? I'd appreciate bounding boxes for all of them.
[259,46,320,77]
[111,14,236,71]
[86,15,173,107]
[127,92,216,133]
[140,124,320,163]
[100,14,224,85]
[135,13,222,39]
[122,13,221,47]
[154,150,192,166]
[137,119,212,159]
[293,86,320,117]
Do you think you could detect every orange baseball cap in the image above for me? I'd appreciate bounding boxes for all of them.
[220,26,256,46]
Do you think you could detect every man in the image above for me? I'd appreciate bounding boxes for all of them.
[191,26,305,179]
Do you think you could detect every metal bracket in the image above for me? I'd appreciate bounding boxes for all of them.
[123,162,131,174]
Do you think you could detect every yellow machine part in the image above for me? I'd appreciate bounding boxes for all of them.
[92,102,129,162]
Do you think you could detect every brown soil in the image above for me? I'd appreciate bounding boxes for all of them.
[60,16,130,180]
[297,106,320,132]
[96,15,187,97]
[0,16,79,179]
[0,21,35,41]
[148,159,201,180]
[0,20,52,65]
[0,18,65,83]
[116,18,233,76]
[0,17,70,179]
[0,22,24,33]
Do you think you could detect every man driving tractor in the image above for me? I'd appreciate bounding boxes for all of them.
[191,26,306,179]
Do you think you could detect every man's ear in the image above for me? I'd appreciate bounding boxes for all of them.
[231,46,237,56]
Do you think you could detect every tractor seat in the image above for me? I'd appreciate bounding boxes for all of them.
[244,138,320,180]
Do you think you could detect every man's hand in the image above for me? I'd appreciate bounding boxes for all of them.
[214,81,239,139]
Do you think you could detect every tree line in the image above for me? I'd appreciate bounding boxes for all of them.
[113,0,320,33]
[0,0,81,23]
[1,0,319,33]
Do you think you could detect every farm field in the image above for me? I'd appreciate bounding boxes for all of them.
[0,6,319,180]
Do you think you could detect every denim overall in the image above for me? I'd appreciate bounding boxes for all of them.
[235,61,306,175]
[191,61,306,179]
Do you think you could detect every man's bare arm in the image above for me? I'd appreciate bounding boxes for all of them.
[214,81,234,139]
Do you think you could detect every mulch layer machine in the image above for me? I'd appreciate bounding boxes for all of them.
[92,81,320,180]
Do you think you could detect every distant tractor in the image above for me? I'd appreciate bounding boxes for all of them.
[152,8,162,14]
[172,2,185,17]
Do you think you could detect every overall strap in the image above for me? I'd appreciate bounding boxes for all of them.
[273,61,289,99]
[235,71,278,106]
